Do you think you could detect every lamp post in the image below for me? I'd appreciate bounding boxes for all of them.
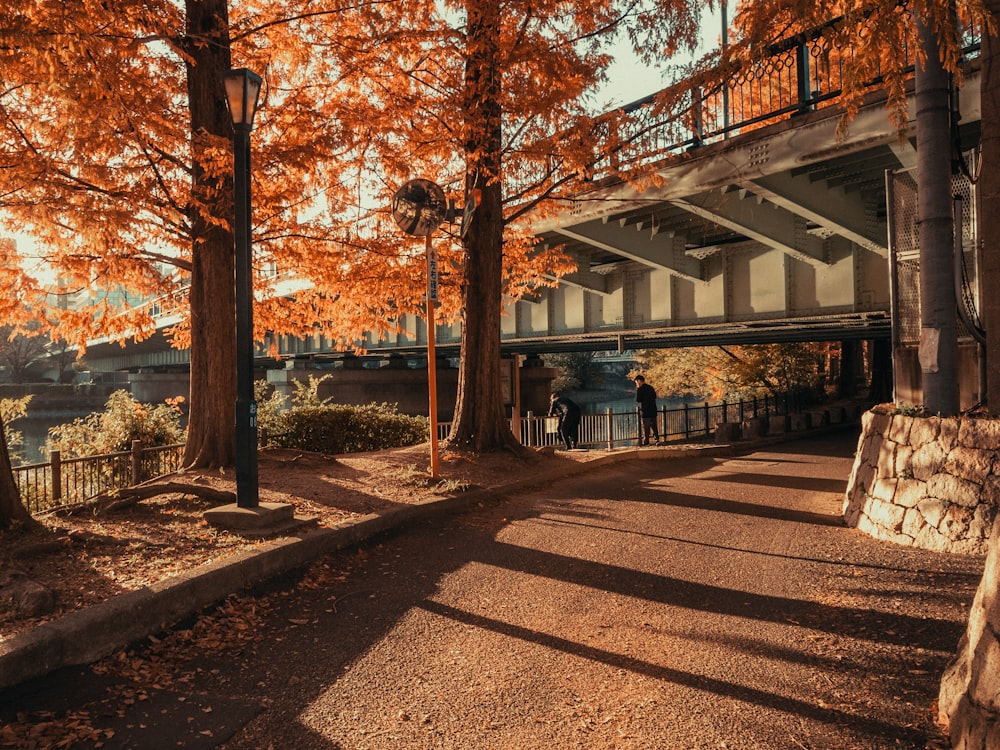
[224,68,262,508]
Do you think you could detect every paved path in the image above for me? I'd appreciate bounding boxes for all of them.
[4,431,984,749]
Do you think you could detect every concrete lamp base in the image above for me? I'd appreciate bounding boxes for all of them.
[204,502,299,537]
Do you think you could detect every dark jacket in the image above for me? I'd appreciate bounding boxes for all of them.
[635,383,657,418]
[548,397,581,423]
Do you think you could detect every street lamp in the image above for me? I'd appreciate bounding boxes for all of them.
[224,68,262,508]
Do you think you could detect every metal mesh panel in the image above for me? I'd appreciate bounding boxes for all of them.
[889,160,981,346]
[890,170,921,345]
[953,167,982,335]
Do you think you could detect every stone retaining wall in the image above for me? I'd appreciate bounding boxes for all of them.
[846,407,1000,746]
[843,407,999,555]
[938,511,1000,748]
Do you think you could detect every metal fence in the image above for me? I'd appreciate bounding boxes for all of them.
[438,393,799,449]
[14,441,186,514]
[15,394,798,514]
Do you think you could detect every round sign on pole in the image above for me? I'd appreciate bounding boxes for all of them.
[392,179,447,237]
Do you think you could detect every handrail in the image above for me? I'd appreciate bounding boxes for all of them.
[15,441,186,515]
[15,393,820,515]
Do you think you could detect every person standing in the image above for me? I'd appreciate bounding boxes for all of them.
[634,375,660,445]
[548,393,582,450]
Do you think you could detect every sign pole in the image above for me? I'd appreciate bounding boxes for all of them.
[426,233,440,479]
[390,177,447,480]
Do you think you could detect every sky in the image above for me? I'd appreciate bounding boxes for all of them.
[600,5,725,109]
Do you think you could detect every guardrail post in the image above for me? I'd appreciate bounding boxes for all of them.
[796,40,813,114]
[50,450,61,504]
[690,86,704,147]
[684,402,691,439]
[753,396,759,417]
[131,440,143,486]
[606,408,614,450]
[704,401,710,437]
[722,399,728,425]
[526,411,535,447]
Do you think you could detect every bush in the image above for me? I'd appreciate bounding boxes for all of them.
[45,390,186,458]
[267,402,428,454]
[1,395,32,464]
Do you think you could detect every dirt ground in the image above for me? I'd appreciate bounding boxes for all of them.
[0,442,607,644]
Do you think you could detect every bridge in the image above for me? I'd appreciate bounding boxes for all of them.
[81,27,983,373]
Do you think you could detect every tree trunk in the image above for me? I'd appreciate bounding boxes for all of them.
[447,0,519,452]
[868,338,893,403]
[182,0,237,469]
[915,17,959,415]
[838,340,858,398]
[0,414,36,531]
[983,0,1000,412]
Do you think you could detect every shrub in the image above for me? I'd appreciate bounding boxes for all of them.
[1,395,32,463]
[268,402,428,454]
[254,380,289,439]
[45,390,186,458]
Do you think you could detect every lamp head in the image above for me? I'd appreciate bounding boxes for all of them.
[223,68,263,129]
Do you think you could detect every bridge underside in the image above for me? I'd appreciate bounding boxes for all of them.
[83,75,979,372]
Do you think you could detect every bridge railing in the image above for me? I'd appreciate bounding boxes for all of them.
[593,11,980,178]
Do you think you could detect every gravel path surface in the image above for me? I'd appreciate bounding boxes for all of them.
[5,431,984,749]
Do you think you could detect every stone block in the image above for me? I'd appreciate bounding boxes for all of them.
[894,478,926,508]
[767,416,787,436]
[867,498,905,531]
[842,501,862,527]
[940,417,961,452]
[911,441,947,481]
[855,462,876,494]
[927,473,983,509]
[940,505,973,540]
[859,434,882,467]
[917,497,947,529]
[876,442,897,478]
[862,408,890,435]
[959,418,1000,451]
[983,476,1000,508]
[970,505,998,542]
[886,531,917,546]
[872,477,897,502]
[788,413,809,431]
[743,416,768,438]
[894,444,914,476]
[946,446,997,485]
[811,409,831,428]
[914,523,954,552]
[908,416,940,449]
[889,414,912,445]
[968,632,1000,713]
[901,507,925,539]
[952,537,991,556]
[714,422,741,444]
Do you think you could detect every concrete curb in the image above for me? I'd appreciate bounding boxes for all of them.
[0,428,850,692]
